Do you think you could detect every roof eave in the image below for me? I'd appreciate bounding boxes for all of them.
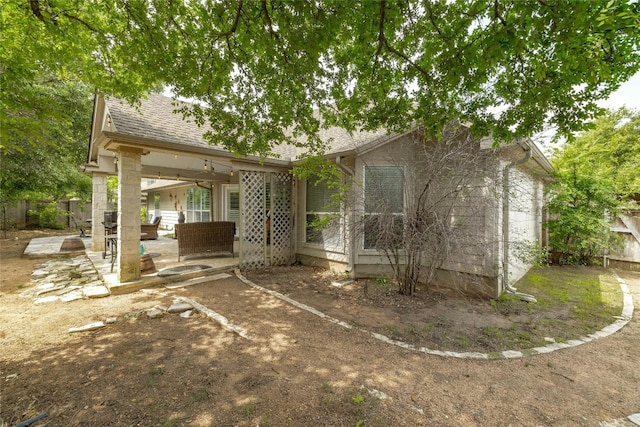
[101,131,291,167]
[516,138,554,175]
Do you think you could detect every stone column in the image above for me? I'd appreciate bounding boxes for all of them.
[91,173,109,252]
[117,148,143,282]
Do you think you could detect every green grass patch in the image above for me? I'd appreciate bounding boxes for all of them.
[146,366,164,388]
[480,324,548,350]
[393,266,625,352]
[518,267,622,317]
[491,266,624,345]
[316,386,385,426]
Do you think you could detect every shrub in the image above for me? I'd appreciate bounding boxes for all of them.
[28,202,67,229]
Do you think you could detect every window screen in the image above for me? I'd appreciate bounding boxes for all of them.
[364,166,404,213]
[306,177,342,247]
[364,166,404,249]
[306,177,340,213]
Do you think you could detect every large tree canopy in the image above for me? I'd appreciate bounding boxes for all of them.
[2,0,640,156]
[546,107,640,264]
[551,107,640,203]
[0,76,93,207]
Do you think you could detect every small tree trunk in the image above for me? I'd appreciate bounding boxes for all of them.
[2,204,7,239]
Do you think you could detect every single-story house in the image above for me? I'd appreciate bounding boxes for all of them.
[87,93,553,297]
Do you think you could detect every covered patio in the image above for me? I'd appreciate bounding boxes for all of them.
[87,94,296,287]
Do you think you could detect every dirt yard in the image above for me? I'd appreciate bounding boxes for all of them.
[1,230,639,426]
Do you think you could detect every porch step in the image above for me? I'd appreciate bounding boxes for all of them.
[109,265,234,295]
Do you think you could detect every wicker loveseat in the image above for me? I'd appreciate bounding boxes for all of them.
[175,221,235,261]
[141,216,162,240]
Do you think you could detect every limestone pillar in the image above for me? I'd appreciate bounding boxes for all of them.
[117,148,143,282]
[91,173,108,252]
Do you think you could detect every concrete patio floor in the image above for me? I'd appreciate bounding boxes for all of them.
[24,230,239,294]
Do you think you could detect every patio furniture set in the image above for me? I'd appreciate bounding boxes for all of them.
[101,212,234,271]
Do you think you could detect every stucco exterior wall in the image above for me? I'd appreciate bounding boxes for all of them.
[613,234,640,261]
[351,132,501,291]
[293,135,549,298]
[505,166,543,285]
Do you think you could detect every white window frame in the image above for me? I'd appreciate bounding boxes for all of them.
[305,177,343,249]
[185,187,211,223]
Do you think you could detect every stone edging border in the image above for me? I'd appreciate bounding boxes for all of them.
[234,269,634,359]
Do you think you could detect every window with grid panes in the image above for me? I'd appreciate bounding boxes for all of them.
[186,187,211,223]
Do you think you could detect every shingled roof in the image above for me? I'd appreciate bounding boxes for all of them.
[104,93,392,161]
[105,93,223,151]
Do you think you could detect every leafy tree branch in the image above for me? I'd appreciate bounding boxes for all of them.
[4,0,640,157]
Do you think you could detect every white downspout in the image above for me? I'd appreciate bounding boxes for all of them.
[336,157,356,274]
[502,148,537,303]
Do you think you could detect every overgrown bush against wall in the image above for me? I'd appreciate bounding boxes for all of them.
[28,202,68,229]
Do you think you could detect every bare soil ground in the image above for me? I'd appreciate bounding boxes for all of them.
[1,230,639,426]
[243,265,622,354]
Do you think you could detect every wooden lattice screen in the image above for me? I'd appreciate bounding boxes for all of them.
[239,171,294,269]
[239,171,266,269]
[270,172,294,265]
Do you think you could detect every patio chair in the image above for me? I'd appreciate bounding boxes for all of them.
[141,216,162,240]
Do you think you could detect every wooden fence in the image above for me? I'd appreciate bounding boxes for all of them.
[1,199,92,230]
[608,210,640,271]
